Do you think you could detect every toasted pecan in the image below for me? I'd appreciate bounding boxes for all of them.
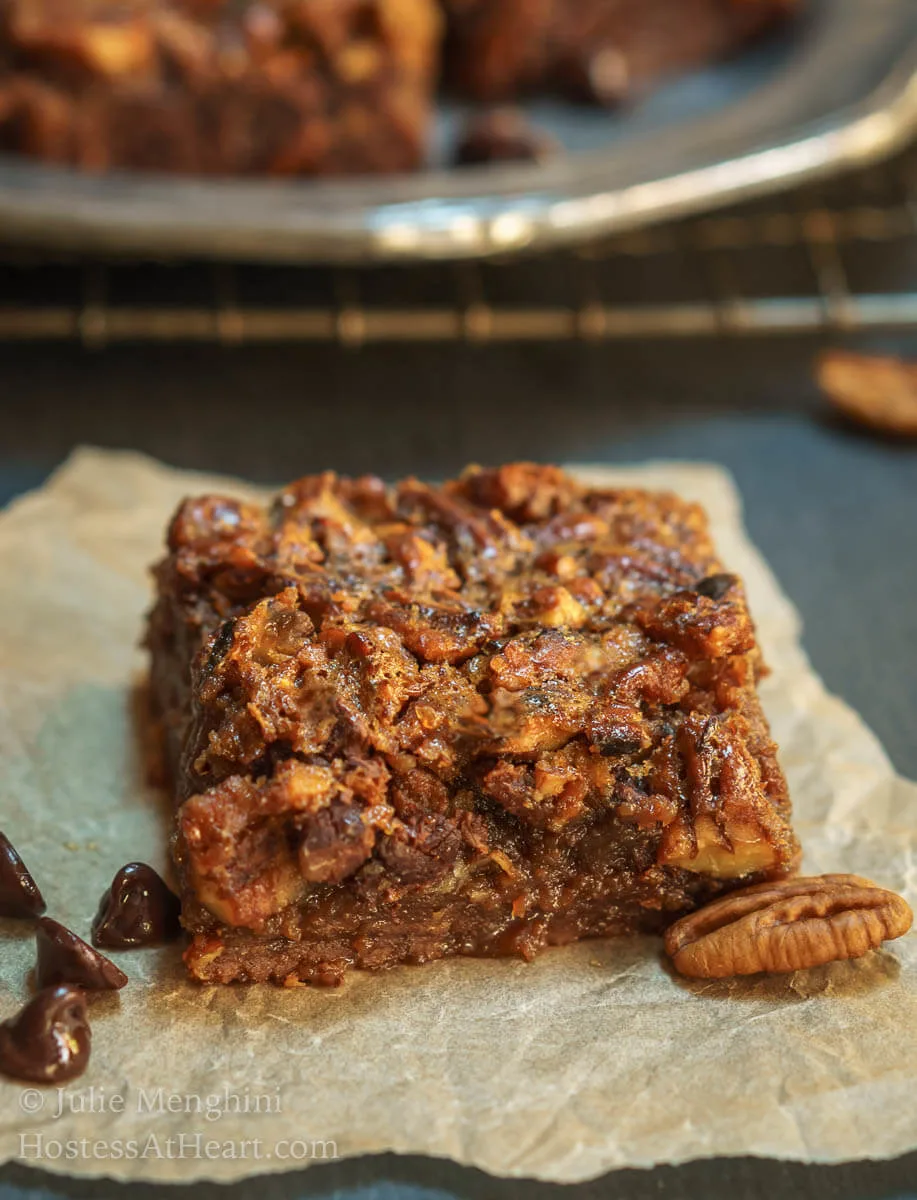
[817,351,917,437]
[665,873,913,978]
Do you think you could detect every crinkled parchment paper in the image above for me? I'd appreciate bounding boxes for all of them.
[1,448,916,1185]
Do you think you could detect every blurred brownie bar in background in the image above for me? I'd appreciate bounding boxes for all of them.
[0,0,800,177]
[0,0,441,174]
[147,464,799,986]
[443,0,799,105]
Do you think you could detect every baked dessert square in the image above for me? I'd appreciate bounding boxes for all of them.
[443,0,798,104]
[0,0,441,175]
[147,463,799,985]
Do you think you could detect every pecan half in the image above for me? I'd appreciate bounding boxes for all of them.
[817,351,917,438]
[665,874,913,978]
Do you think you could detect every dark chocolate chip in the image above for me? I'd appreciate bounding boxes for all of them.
[693,574,739,601]
[92,863,181,949]
[695,716,718,751]
[454,109,557,167]
[0,832,46,919]
[206,618,236,674]
[600,736,646,757]
[36,917,128,992]
[0,986,90,1084]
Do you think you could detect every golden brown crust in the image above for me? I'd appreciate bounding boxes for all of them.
[147,462,799,984]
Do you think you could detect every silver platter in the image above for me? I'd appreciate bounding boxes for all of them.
[0,0,915,263]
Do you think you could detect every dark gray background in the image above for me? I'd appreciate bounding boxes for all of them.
[0,327,915,1199]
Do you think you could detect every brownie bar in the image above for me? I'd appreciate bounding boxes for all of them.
[443,0,798,104]
[147,464,799,985]
[0,0,441,175]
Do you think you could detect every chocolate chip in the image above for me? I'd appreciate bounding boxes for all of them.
[36,917,128,992]
[600,736,645,757]
[693,574,738,601]
[0,832,46,919]
[454,109,557,167]
[206,618,236,674]
[92,863,181,949]
[0,986,90,1084]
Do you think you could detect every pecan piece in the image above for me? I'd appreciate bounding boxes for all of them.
[665,874,913,978]
[655,713,791,879]
[817,351,917,438]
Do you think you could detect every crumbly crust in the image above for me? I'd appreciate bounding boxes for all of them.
[0,0,440,175]
[147,463,799,985]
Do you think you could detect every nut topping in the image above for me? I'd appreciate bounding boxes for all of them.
[666,874,913,979]
[817,351,917,437]
[655,714,788,879]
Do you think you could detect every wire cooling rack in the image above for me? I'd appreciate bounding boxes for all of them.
[2,148,917,347]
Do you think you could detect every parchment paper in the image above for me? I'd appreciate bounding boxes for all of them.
[1,447,915,1185]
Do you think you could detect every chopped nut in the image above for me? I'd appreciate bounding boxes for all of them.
[534,551,578,580]
[662,813,779,878]
[335,41,382,83]
[367,595,501,665]
[526,586,587,629]
[188,938,224,971]
[656,714,787,878]
[817,351,917,437]
[666,874,913,978]
[8,5,156,79]
[79,22,155,77]
[633,587,754,659]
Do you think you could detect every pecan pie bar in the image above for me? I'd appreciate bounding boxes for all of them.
[147,464,799,985]
[0,0,440,175]
[443,0,798,105]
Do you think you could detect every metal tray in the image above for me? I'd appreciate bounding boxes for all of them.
[0,0,915,263]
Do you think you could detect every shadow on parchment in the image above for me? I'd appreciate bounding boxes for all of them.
[128,677,174,820]
[659,945,902,1002]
